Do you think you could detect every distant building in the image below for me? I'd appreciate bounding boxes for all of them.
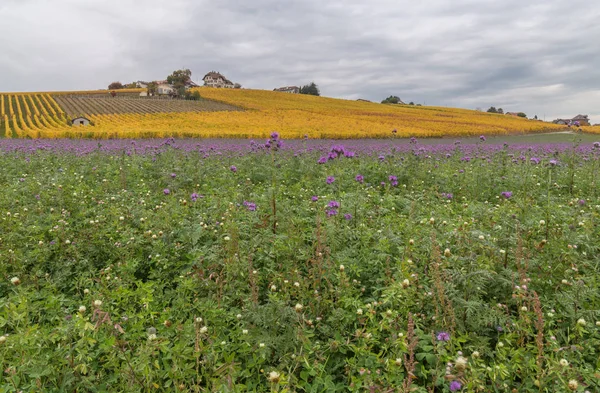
[136,81,149,88]
[357,99,372,103]
[72,117,90,126]
[157,83,175,95]
[203,71,235,88]
[505,112,520,117]
[552,115,590,126]
[274,86,300,94]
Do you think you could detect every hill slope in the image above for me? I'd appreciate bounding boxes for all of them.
[0,88,573,138]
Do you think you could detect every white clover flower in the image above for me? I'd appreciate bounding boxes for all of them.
[500,249,506,254]
[402,279,410,288]
[356,309,363,315]
[339,264,345,272]
[409,239,414,245]
[521,306,528,312]
[394,358,402,366]
[268,370,280,383]
[199,326,208,334]
[559,359,569,367]
[472,351,480,358]
[294,303,303,312]
[148,334,157,341]
[294,282,300,287]
[561,279,569,285]
[596,321,600,327]
[242,329,248,335]
[0,336,6,344]
[236,314,242,319]
[224,236,231,241]
[455,356,468,371]
[444,248,451,257]
[270,285,277,291]
[568,379,578,391]
[78,305,86,313]
[10,277,20,286]
[93,300,102,307]
[539,220,545,225]
[195,317,203,324]
[83,288,90,295]
[577,318,586,326]
[119,216,124,221]
[259,342,265,348]
[65,239,71,244]
[478,235,485,240]
[497,341,504,348]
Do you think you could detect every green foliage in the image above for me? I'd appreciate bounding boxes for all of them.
[517,112,527,118]
[0,142,599,392]
[381,95,402,104]
[299,82,320,96]
[487,106,498,113]
[167,69,192,94]
[108,81,123,90]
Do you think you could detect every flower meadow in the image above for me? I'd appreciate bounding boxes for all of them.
[1,137,600,392]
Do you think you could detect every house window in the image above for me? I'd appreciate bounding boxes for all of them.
[80,121,84,125]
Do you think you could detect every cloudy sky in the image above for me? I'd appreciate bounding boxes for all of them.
[1,0,598,123]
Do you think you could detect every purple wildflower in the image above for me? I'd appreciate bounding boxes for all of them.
[501,191,512,199]
[243,201,256,211]
[318,156,328,164]
[230,165,237,173]
[326,176,335,184]
[35,194,41,200]
[441,193,453,200]
[436,331,450,342]
[593,142,600,149]
[326,209,338,217]
[163,189,170,195]
[270,131,280,140]
[388,175,398,187]
[378,155,385,161]
[191,193,199,202]
[311,196,319,202]
[549,159,558,166]
[479,135,486,142]
[578,199,585,205]
[328,200,340,209]
[355,174,364,183]
[170,173,177,178]
[449,381,462,391]
[530,157,540,164]
[344,213,352,220]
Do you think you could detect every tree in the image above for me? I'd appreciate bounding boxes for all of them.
[381,95,402,104]
[147,82,158,96]
[409,101,415,105]
[517,112,527,118]
[167,69,192,96]
[534,115,538,120]
[299,82,320,96]
[497,108,504,114]
[487,107,497,113]
[108,81,123,90]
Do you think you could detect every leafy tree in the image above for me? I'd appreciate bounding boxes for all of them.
[147,82,158,96]
[409,101,415,105]
[299,82,320,96]
[497,108,504,114]
[108,82,123,90]
[487,107,497,113]
[184,90,201,101]
[381,96,402,104]
[517,112,527,118]
[167,69,193,96]
[534,115,538,120]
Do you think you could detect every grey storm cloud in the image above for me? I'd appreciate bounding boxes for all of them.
[0,0,599,123]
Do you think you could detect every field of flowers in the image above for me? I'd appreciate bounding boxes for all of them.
[0,88,583,139]
[1,136,599,392]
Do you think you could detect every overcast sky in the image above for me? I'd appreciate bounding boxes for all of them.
[0,0,598,123]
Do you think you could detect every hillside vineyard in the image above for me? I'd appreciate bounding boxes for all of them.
[0,88,580,139]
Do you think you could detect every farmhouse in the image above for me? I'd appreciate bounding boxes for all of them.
[157,82,175,96]
[71,116,90,126]
[203,71,235,88]
[552,115,590,126]
[274,86,300,94]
